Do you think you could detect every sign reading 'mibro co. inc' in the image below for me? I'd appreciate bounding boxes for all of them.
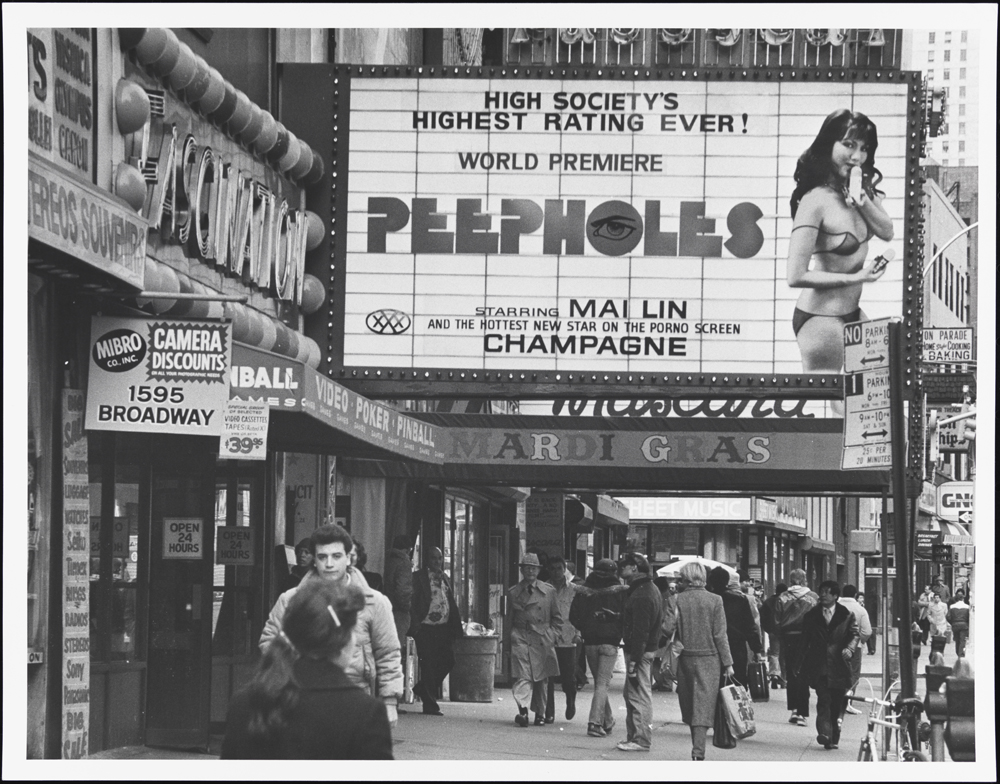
[335,73,912,382]
[86,316,232,436]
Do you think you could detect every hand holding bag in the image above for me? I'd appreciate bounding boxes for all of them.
[712,679,738,749]
[719,675,757,739]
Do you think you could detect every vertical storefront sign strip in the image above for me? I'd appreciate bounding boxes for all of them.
[62,390,90,758]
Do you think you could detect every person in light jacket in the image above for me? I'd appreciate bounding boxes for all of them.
[223,578,392,759]
[838,584,871,715]
[259,524,402,728]
[674,561,734,761]
[926,592,949,637]
[544,556,581,723]
[505,552,562,727]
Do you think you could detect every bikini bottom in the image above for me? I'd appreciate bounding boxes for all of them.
[792,307,862,337]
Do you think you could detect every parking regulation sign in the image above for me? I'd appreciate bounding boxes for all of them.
[842,318,893,470]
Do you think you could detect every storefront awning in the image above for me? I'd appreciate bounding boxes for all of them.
[916,517,973,545]
[231,344,443,463]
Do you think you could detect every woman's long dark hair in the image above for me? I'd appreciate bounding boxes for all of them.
[790,109,885,217]
[245,578,366,743]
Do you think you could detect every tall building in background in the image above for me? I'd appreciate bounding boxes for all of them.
[903,28,981,166]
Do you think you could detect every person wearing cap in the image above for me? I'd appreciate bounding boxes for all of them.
[505,552,563,727]
[281,537,314,592]
[615,552,663,752]
[569,558,627,738]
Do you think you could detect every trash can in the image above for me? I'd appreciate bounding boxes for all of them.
[449,636,498,702]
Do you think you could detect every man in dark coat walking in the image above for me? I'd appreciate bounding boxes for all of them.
[615,552,663,752]
[797,581,860,750]
[708,567,765,688]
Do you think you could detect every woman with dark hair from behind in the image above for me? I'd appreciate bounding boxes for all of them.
[786,109,894,409]
[221,578,393,759]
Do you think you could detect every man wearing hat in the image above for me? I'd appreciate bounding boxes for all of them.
[616,552,663,752]
[505,552,563,727]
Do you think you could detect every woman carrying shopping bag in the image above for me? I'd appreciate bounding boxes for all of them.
[674,561,734,760]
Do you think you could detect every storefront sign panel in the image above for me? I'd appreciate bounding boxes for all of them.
[922,327,973,363]
[525,493,564,555]
[229,344,302,410]
[28,155,146,288]
[338,74,911,380]
[28,29,96,181]
[441,424,843,472]
[301,366,444,463]
[86,316,232,436]
[620,496,752,521]
[62,390,90,758]
[936,481,973,522]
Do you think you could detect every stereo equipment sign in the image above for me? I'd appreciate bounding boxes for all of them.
[337,73,911,380]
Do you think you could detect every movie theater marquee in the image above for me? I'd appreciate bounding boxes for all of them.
[337,72,913,387]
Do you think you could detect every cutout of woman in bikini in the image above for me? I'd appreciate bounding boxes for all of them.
[787,109,894,402]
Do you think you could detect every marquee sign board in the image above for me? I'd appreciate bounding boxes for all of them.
[322,68,920,396]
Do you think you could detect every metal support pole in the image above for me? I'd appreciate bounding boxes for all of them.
[880,491,891,759]
[889,322,916,702]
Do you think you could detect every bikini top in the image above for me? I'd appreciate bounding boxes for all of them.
[792,224,875,257]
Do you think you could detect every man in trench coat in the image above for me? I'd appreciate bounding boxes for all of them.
[505,552,563,727]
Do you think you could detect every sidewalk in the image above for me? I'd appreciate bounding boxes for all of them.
[90,635,974,762]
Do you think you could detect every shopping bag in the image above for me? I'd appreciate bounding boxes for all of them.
[719,676,756,739]
[712,691,737,749]
[746,660,770,702]
[662,631,683,680]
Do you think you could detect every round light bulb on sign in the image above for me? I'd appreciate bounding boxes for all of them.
[115,80,151,135]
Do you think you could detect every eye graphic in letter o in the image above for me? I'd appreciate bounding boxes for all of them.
[366,309,412,335]
[586,200,643,256]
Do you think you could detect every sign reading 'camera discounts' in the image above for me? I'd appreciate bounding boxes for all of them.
[86,316,232,436]
[339,75,909,377]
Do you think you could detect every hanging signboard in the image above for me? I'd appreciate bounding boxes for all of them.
[936,481,973,522]
[86,316,232,436]
[62,390,90,758]
[922,327,973,363]
[218,399,269,461]
[326,70,916,394]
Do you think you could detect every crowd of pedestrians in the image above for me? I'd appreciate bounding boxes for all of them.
[219,528,967,760]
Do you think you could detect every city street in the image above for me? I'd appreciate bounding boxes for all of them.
[90,631,974,764]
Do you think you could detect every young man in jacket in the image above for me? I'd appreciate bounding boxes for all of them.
[569,559,627,738]
[799,581,860,750]
[409,546,463,715]
[615,552,663,752]
[259,524,403,727]
[774,568,819,727]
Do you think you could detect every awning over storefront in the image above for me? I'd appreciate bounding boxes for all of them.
[230,344,444,463]
[916,517,973,545]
